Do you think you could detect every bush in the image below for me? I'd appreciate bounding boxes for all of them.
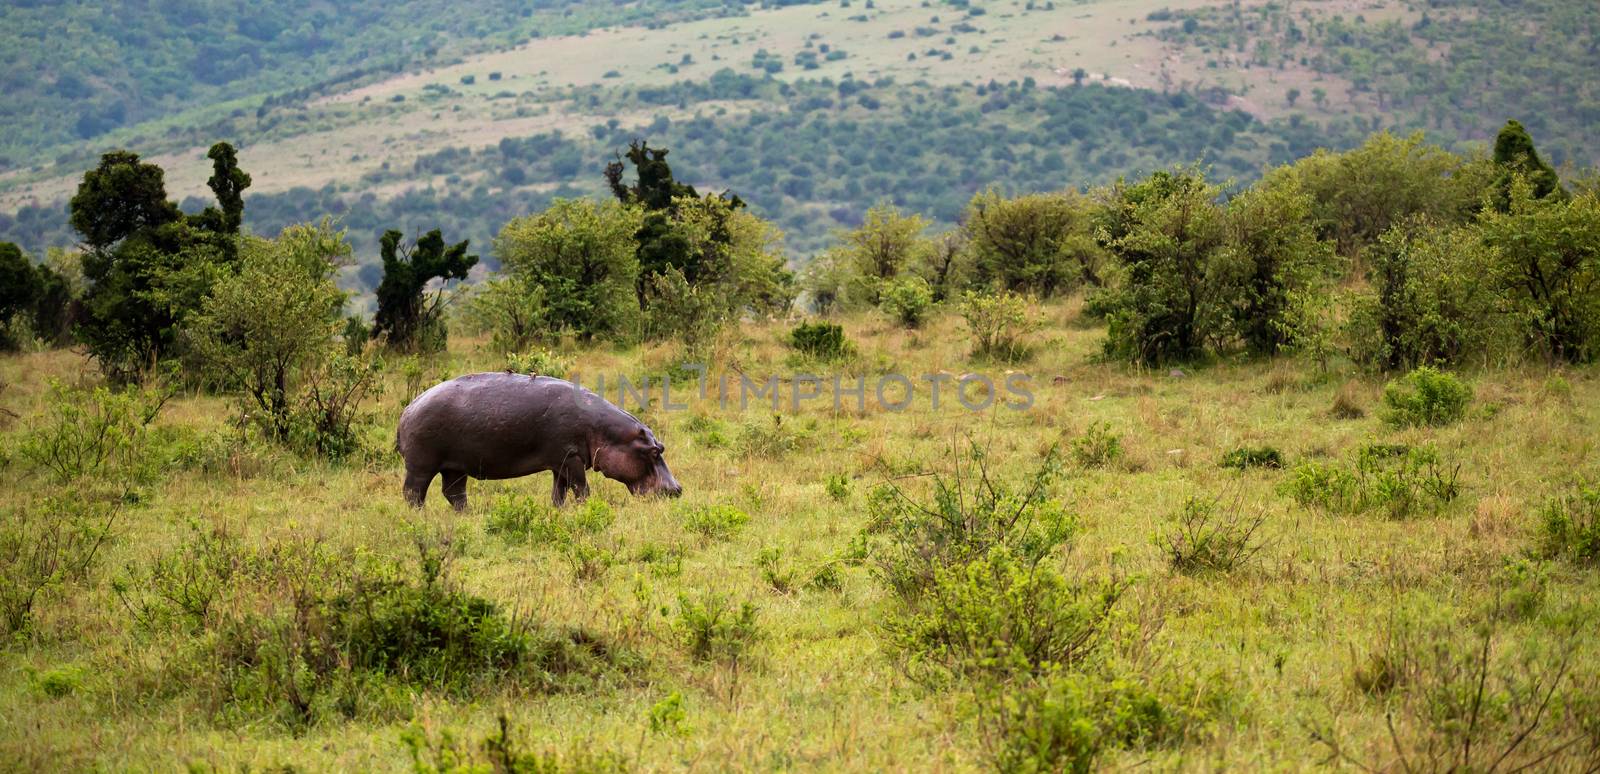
[487,495,613,546]
[735,414,814,458]
[886,550,1123,684]
[1285,443,1461,519]
[18,380,166,484]
[680,504,750,541]
[505,348,573,378]
[1156,495,1267,574]
[1537,481,1600,564]
[404,715,628,773]
[870,441,1071,601]
[1069,422,1122,468]
[983,672,1203,773]
[878,275,934,327]
[0,496,122,637]
[1345,223,1504,371]
[790,321,851,359]
[1219,445,1283,469]
[674,593,760,663]
[1380,367,1472,427]
[961,289,1036,361]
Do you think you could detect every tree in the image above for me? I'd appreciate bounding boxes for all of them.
[833,203,930,305]
[493,198,643,343]
[69,147,248,381]
[963,188,1102,296]
[185,220,350,440]
[1490,119,1565,212]
[1286,88,1301,107]
[1346,221,1504,370]
[0,242,39,350]
[1217,177,1333,355]
[1094,168,1229,364]
[1479,184,1600,363]
[372,229,477,352]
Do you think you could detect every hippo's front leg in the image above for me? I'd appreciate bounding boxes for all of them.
[553,460,589,507]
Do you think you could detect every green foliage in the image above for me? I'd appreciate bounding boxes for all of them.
[1156,495,1267,574]
[69,147,249,381]
[1537,481,1600,564]
[983,671,1207,773]
[462,276,547,353]
[185,220,350,442]
[964,188,1103,295]
[494,198,643,343]
[486,495,613,546]
[824,473,851,502]
[1220,446,1283,470]
[960,289,1036,362]
[504,348,573,379]
[1094,168,1228,365]
[0,242,40,350]
[1,496,122,637]
[674,593,760,663]
[404,715,628,774]
[18,380,166,484]
[829,203,931,305]
[1346,223,1504,371]
[680,504,750,541]
[1380,367,1472,428]
[1216,176,1334,355]
[1479,186,1600,363]
[869,441,1071,601]
[373,229,478,353]
[1490,119,1566,212]
[886,550,1122,684]
[1069,422,1122,469]
[878,275,935,328]
[1285,442,1461,519]
[789,321,851,360]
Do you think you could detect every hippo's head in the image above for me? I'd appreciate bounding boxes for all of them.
[594,423,683,498]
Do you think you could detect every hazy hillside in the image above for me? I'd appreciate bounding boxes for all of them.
[2,0,1596,279]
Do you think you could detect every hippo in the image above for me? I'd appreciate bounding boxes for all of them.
[396,372,682,509]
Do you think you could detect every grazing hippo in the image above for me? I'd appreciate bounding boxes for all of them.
[396,372,682,509]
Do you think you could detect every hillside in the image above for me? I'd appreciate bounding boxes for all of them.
[2,0,1597,277]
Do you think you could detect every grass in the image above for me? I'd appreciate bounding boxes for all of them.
[2,299,1599,768]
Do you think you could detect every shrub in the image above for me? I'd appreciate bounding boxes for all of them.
[1345,224,1504,371]
[680,504,750,541]
[878,275,935,327]
[1285,443,1461,518]
[494,198,642,344]
[18,381,166,484]
[487,495,613,546]
[790,321,851,359]
[886,551,1123,685]
[1537,481,1600,564]
[403,715,628,773]
[287,354,381,460]
[1156,495,1267,574]
[756,547,799,594]
[505,348,573,378]
[675,593,760,663]
[960,289,1035,361]
[735,414,813,458]
[1069,421,1122,468]
[1380,367,1472,427]
[824,473,851,501]
[1219,445,1283,470]
[373,228,478,353]
[982,672,1204,773]
[870,441,1072,601]
[642,266,726,353]
[1285,460,1361,514]
[0,496,122,637]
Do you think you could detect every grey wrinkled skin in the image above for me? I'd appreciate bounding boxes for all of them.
[396,372,683,510]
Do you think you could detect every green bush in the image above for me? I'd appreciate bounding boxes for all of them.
[789,321,851,359]
[984,672,1203,773]
[1285,460,1361,513]
[878,275,935,327]
[960,289,1036,362]
[886,550,1123,684]
[680,504,750,541]
[1285,443,1461,518]
[505,348,573,378]
[1538,481,1600,564]
[674,593,760,663]
[735,414,814,458]
[403,714,628,774]
[1,496,122,637]
[1220,445,1283,469]
[1069,422,1123,468]
[18,380,165,484]
[1156,495,1267,574]
[1380,367,1472,427]
[487,495,613,546]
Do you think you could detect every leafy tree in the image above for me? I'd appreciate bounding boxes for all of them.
[69,147,248,381]
[831,203,930,305]
[1479,184,1600,363]
[1345,221,1504,371]
[1094,168,1228,365]
[0,242,39,350]
[185,220,350,440]
[963,188,1102,296]
[372,228,477,353]
[493,198,643,343]
[1490,119,1565,212]
[1217,177,1333,355]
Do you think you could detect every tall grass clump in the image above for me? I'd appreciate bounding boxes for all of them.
[1537,480,1600,564]
[1284,442,1461,519]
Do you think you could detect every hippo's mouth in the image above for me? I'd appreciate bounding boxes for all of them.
[630,474,684,498]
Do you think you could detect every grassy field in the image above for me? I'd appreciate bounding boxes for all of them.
[0,0,1368,211]
[3,299,1597,770]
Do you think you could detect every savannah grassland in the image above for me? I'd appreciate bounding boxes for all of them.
[3,297,1598,770]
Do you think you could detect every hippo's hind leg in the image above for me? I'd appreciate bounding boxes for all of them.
[442,470,469,511]
[403,464,437,508]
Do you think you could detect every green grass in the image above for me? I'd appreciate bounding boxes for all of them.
[2,301,1599,768]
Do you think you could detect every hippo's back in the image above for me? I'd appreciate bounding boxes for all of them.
[397,373,586,473]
